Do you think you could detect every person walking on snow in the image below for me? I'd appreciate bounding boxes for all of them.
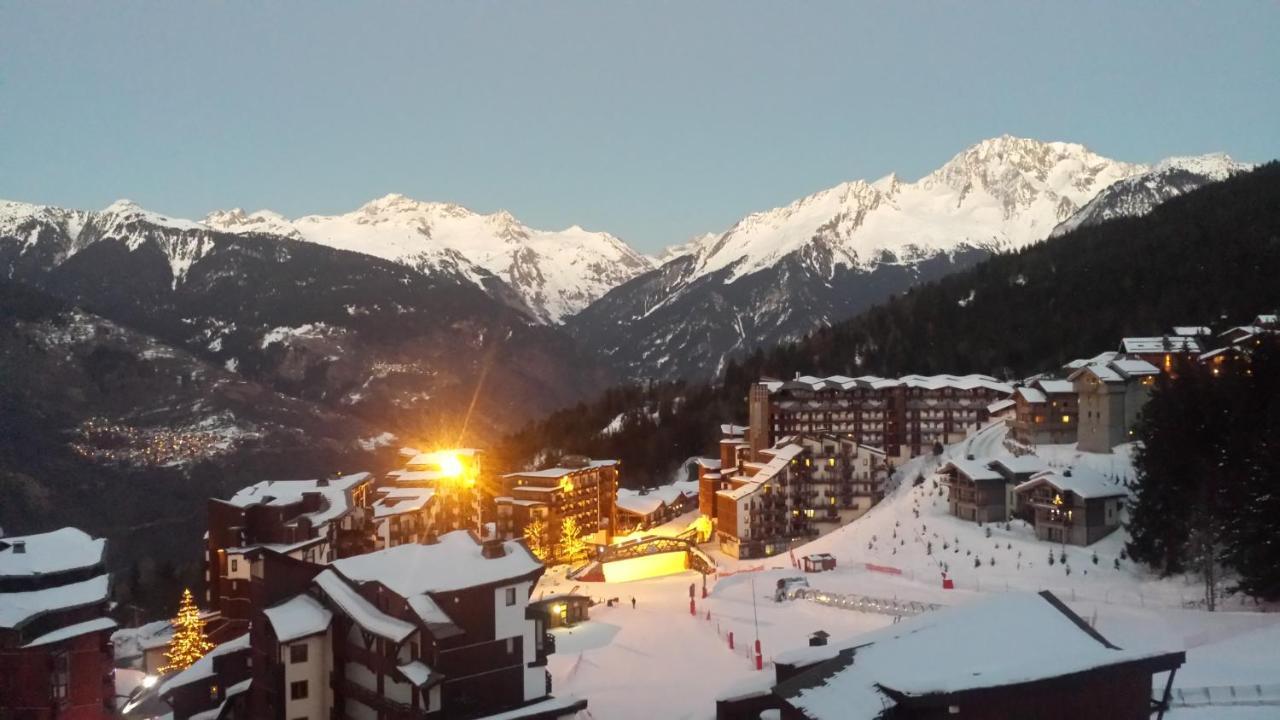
[631,596,636,609]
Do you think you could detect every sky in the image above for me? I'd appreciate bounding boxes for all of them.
[1,2,1277,252]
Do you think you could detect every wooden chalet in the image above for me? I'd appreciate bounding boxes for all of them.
[1014,467,1127,546]
[715,591,1185,720]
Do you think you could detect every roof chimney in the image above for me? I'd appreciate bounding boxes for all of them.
[1063,469,1073,477]
[809,630,830,647]
[13,541,26,554]
[481,538,506,559]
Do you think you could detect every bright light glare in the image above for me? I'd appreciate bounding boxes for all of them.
[437,453,464,478]
[141,675,158,688]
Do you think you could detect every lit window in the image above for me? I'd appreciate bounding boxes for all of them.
[1062,415,1071,424]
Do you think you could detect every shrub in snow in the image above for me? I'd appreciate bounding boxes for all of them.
[1004,522,1011,531]
[990,557,995,566]
[1065,564,1072,576]
[927,542,933,555]
[943,542,949,550]
[1114,558,1121,570]
[1048,552,1055,566]
[1092,552,1099,565]
[974,557,981,568]
[1059,550,1067,564]
[985,526,991,538]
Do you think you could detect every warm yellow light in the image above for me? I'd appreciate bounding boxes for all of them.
[1062,415,1071,423]
[437,453,464,478]
[601,551,689,582]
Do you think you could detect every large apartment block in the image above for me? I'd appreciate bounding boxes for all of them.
[749,374,1013,460]
[713,433,889,559]
[498,457,619,551]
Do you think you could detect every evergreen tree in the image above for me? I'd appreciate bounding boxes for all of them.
[160,588,214,673]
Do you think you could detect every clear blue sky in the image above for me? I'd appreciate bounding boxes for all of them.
[1,2,1276,252]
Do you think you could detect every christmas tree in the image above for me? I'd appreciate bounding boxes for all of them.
[160,588,215,673]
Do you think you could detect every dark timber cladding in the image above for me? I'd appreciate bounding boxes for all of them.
[714,591,1184,720]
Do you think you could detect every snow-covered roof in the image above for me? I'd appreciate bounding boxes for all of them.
[775,592,1178,719]
[503,459,618,480]
[1257,314,1278,326]
[398,660,440,687]
[1110,358,1161,377]
[225,472,371,528]
[771,374,1012,395]
[988,455,1049,477]
[1063,351,1118,370]
[720,424,748,437]
[1120,336,1202,354]
[0,527,105,578]
[21,616,117,649]
[333,531,541,597]
[1172,326,1211,336]
[719,444,805,502]
[1036,379,1075,395]
[1015,386,1046,403]
[694,457,722,469]
[940,459,1003,483]
[615,483,695,517]
[158,633,250,696]
[313,570,416,643]
[264,593,332,643]
[986,398,1015,414]
[373,487,434,519]
[1070,356,1160,385]
[0,573,111,628]
[1015,467,1127,500]
[494,496,547,508]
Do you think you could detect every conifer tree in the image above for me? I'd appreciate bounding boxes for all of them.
[160,588,214,673]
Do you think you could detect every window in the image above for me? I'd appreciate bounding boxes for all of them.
[504,587,517,606]
[290,643,308,664]
[230,558,239,573]
[506,637,515,654]
[51,651,69,700]
[290,680,309,700]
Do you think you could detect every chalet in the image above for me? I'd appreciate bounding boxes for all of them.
[940,459,1010,523]
[388,449,489,537]
[715,591,1184,720]
[499,457,619,553]
[1171,325,1212,338]
[526,594,591,630]
[0,528,115,720]
[749,374,1012,461]
[156,633,252,720]
[987,455,1050,518]
[371,486,436,549]
[1069,358,1160,453]
[1009,378,1077,446]
[1014,467,1127,546]
[205,472,375,620]
[1119,336,1203,374]
[714,434,889,559]
[615,483,697,534]
[247,531,586,720]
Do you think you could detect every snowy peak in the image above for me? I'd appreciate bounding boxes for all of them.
[207,196,654,323]
[1050,152,1253,238]
[674,135,1144,284]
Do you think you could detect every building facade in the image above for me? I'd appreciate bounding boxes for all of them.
[751,374,1012,460]
[1009,379,1078,446]
[714,434,889,559]
[498,457,619,553]
[388,449,488,537]
[940,459,1011,523]
[1014,468,1127,546]
[0,528,115,720]
[205,472,375,621]
[247,532,586,720]
[1069,358,1160,453]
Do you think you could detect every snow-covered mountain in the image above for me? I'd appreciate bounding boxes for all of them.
[1049,153,1252,237]
[205,195,653,323]
[567,136,1239,381]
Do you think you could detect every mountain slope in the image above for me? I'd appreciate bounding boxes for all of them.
[1049,154,1252,237]
[740,161,1280,381]
[568,136,1154,381]
[1,200,613,443]
[205,194,653,323]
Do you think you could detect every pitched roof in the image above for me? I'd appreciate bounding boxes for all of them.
[503,459,618,479]
[332,531,541,596]
[773,592,1180,719]
[1120,336,1203,354]
[225,472,371,528]
[0,527,105,579]
[0,573,111,629]
[1015,467,1127,500]
[158,634,251,696]
[263,593,332,643]
[940,459,1003,482]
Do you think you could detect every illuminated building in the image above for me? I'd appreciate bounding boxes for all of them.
[246,532,586,719]
[1009,378,1078,446]
[0,528,115,720]
[498,456,619,550]
[1068,358,1160,453]
[713,433,889,559]
[1014,467,1126,546]
[204,472,375,621]
[389,449,489,538]
[749,374,1012,461]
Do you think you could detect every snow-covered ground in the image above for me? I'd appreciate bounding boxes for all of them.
[536,425,1280,719]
